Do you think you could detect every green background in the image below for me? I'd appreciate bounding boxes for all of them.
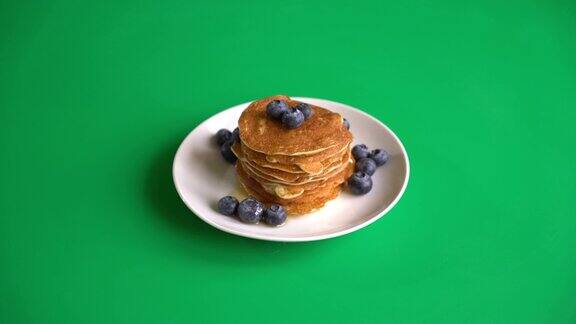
[1,0,575,323]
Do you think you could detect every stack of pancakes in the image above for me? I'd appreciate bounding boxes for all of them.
[232,95,354,215]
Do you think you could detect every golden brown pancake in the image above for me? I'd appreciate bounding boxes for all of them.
[241,183,342,215]
[238,141,351,175]
[234,95,354,215]
[236,163,347,215]
[238,95,352,156]
[233,141,351,183]
[241,154,347,183]
[238,159,353,199]
[240,152,352,186]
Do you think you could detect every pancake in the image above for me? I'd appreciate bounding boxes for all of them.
[239,180,342,215]
[241,183,342,215]
[238,95,352,156]
[236,163,341,204]
[233,94,354,215]
[238,159,353,199]
[239,140,351,174]
[233,141,351,182]
[236,164,347,215]
[240,152,352,186]
[241,154,347,183]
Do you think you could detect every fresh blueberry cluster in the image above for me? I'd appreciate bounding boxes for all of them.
[266,100,314,129]
[348,144,390,195]
[217,196,287,226]
[214,127,240,164]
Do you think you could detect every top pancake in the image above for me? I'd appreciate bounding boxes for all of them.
[238,95,352,156]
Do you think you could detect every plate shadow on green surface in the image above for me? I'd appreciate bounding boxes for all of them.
[144,129,337,264]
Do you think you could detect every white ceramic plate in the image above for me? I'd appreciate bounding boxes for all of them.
[173,97,410,242]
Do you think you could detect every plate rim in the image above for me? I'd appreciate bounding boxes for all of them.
[172,97,411,242]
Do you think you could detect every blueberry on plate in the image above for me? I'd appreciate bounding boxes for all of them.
[355,158,377,176]
[281,109,305,129]
[263,204,287,226]
[369,149,389,166]
[220,140,237,163]
[347,172,373,195]
[217,196,239,216]
[295,102,313,120]
[233,127,240,143]
[215,129,233,146]
[266,100,291,120]
[237,197,265,224]
[352,144,370,160]
[343,118,350,130]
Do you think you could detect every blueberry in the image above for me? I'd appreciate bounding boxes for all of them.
[220,140,237,163]
[369,149,389,166]
[343,118,350,130]
[281,109,305,129]
[295,102,313,120]
[215,129,233,146]
[266,100,291,120]
[233,127,240,143]
[237,197,265,224]
[355,158,377,176]
[347,172,373,195]
[352,144,370,160]
[263,204,287,226]
[217,196,239,216]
